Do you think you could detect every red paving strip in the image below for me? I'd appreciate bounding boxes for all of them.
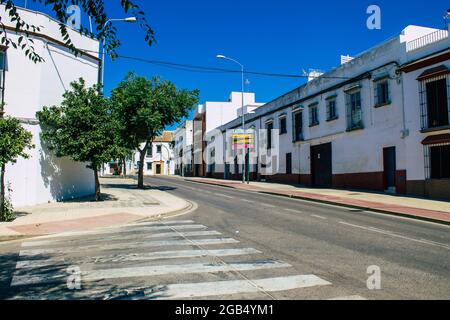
[189,179,450,224]
[7,213,142,235]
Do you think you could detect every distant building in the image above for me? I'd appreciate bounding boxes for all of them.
[135,131,175,176]
[174,121,194,177]
[189,92,265,177]
[1,6,100,207]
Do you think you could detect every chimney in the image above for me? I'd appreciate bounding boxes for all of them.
[308,70,324,82]
[341,55,354,65]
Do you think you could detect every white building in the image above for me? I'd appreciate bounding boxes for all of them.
[189,92,264,177]
[174,120,193,176]
[1,6,100,207]
[209,24,450,200]
[134,132,175,176]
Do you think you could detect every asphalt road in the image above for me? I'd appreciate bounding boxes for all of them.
[0,175,449,300]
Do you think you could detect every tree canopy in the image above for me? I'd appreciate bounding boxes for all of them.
[111,73,199,188]
[0,116,34,167]
[0,116,34,221]
[0,0,155,62]
[36,78,116,200]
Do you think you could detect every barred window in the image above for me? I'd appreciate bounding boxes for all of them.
[309,103,319,127]
[292,110,303,142]
[279,116,287,135]
[266,121,273,149]
[346,90,364,131]
[419,74,450,130]
[326,98,338,121]
[424,143,450,179]
[374,79,390,107]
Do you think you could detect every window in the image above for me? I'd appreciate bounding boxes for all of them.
[425,144,450,179]
[146,146,153,158]
[279,116,287,135]
[346,90,363,131]
[326,98,338,121]
[157,145,162,154]
[374,79,390,107]
[292,111,303,142]
[147,162,152,171]
[309,104,319,127]
[419,75,449,129]
[266,121,273,149]
[0,50,6,107]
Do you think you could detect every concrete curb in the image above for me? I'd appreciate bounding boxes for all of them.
[186,179,450,227]
[132,200,196,223]
[0,199,196,245]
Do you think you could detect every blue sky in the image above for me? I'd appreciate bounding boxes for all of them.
[20,0,449,129]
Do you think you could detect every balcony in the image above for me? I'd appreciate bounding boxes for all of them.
[406,29,449,52]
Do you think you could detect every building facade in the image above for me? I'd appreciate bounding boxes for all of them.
[174,120,194,177]
[187,92,264,177]
[135,132,175,176]
[1,6,100,207]
[208,24,450,200]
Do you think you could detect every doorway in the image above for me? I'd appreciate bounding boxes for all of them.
[311,143,332,188]
[383,146,396,192]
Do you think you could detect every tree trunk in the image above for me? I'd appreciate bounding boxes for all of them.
[122,157,127,177]
[93,165,101,201]
[137,147,146,189]
[0,164,5,219]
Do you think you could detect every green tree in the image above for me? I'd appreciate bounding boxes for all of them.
[0,0,155,62]
[0,115,34,221]
[111,73,199,189]
[36,78,116,201]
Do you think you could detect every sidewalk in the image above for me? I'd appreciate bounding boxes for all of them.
[184,177,450,225]
[0,177,191,241]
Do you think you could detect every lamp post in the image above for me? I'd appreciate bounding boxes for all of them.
[99,17,137,92]
[99,17,136,176]
[216,54,247,184]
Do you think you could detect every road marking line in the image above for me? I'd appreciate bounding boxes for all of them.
[241,199,255,203]
[132,220,195,227]
[283,208,303,213]
[15,248,262,269]
[261,203,276,208]
[338,221,450,250]
[21,230,221,248]
[214,193,234,199]
[311,215,327,220]
[328,295,366,300]
[11,261,293,286]
[137,275,332,300]
[19,238,240,257]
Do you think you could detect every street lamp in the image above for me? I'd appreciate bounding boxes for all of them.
[99,17,136,176]
[99,17,137,91]
[216,54,247,184]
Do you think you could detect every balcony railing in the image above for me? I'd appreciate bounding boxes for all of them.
[406,29,449,52]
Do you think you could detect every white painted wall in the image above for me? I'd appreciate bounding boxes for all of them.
[205,92,264,134]
[1,6,99,207]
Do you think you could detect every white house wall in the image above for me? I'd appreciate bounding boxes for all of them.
[2,6,99,207]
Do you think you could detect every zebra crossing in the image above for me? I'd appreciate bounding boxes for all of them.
[8,219,365,300]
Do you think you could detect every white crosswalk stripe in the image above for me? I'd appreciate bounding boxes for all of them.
[9,219,344,299]
[19,238,240,256]
[21,230,221,248]
[15,248,263,269]
[117,275,331,300]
